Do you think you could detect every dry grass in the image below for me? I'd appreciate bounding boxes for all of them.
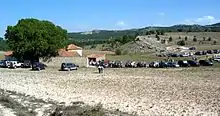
[0,67,220,115]
[141,32,220,51]
[0,52,4,60]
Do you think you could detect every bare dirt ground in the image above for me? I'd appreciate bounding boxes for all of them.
[0,67,220,115]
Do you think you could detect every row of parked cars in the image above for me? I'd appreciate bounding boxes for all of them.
[0,60,79,71]
[149,60,213,68]
[158,49,220,58]
[0,60,47,71]
[96,59,215,69]
[195,49,220,55]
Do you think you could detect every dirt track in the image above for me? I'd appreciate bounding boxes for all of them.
[0,67,220,115]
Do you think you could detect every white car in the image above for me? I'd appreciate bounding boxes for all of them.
[214,57,220,62]
[8,61,23,68]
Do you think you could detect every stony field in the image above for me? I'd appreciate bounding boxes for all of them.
[0,67,220,115]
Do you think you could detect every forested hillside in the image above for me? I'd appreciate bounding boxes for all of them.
[68,23,220,41]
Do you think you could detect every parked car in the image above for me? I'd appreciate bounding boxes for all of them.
[167,53,179,57]
[195,51,203,55]
[0,60,4,67]
[136,62,147,68]
[213,49,220,54]
[199,60,213,66]
[61,63,78,71]
[167,62,180,68]
[180,53,190,57]
[149,62,159,68]
[32,62,46,71]
[187,60,200,67]
[21,60,32,68]
[0,60,10,68]
[214,57,220,62]
[207,50,214,54]
[202,51,207,55]
[159,61,168,68]
[189,47,196,50]
[178,60,190,67]
[8,61,23,69]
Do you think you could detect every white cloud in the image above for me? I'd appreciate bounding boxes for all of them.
[183,16,219,25]
[158,12,165,16]
[116,20,126,26]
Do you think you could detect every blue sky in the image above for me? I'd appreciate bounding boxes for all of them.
[0,0,220,37]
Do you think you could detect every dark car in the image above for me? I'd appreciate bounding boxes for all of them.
[199,60,213,66]
[167,62,180,68]
[159,61,168,68]
[167,53,179,57]
[32,62,46,71]
[149,62,159,68]
[178,60,190,67]
[136,62,147,68]
[61,63,78,71]
[195,51,203,55]
[189,47,196,50]
[202,51,207,55]
[21,60,32,68]
[213,49,220,54]
[207,50,213,54]
[0,60,4,67]
[0,60,10,68]
[187,60,200,67]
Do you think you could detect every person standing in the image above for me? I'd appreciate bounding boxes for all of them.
[98,65,104,74]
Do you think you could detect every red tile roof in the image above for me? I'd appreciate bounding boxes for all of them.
[87,54,106,58]
[58,49,80,57]
[4,51,13,56]
[67,44,82,50]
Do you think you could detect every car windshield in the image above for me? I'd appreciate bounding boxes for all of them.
[66,63,74,66]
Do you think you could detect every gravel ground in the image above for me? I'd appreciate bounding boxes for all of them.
[0,67,220,115]
[0,104,16,116]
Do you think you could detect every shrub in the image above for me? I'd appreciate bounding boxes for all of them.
[115,49,122,55]
[185,36,188,41]
[169,36,172,42]
[203,37,206,41]
[213,41,217,45]
[177,40,186,46]
[193,36,197,42]
[208,37,212,41]
[161,39,166,44]
[156,34,160,41]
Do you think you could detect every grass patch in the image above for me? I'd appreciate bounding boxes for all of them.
[0,95,36,116]
[49,102,133,116]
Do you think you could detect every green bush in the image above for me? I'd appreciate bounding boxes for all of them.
[169,36,172,42]
[193,36,197,42]
[115,49,122,55]
[213,41,217,45]
[177,40,186,46]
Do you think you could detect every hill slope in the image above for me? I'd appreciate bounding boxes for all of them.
[68,23,220,41]
[119,36,166,54]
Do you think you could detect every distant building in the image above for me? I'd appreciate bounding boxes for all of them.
[4,51,17,61]
[66,44,83,57]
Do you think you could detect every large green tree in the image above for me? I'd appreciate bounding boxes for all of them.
[5,18,67,62]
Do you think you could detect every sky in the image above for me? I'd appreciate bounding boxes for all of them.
[0,0,220,37]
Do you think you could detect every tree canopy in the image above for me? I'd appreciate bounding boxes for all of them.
[5,18,68,61]
[0,40,9,51]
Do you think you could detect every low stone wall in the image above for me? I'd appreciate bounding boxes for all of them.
[41,57,87,68]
